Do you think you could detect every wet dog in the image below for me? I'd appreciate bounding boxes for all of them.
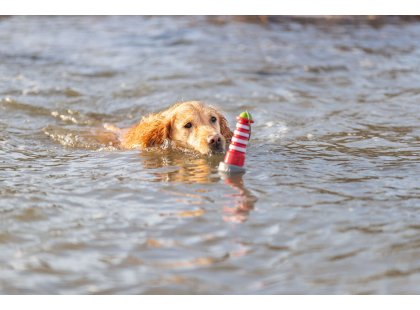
[105,101,233,155]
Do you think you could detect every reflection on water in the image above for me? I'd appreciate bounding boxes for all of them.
[220,173,257,223]
[140,149,258,222]
[139,149,221,183]
[1,16,420,294]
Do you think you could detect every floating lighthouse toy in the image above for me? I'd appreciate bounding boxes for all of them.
[218,111,254,174]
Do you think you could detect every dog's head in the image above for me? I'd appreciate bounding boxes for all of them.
[135,101,233,155]
[165,101,232,155]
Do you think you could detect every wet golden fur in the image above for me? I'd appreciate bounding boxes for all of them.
[105,101,233,154]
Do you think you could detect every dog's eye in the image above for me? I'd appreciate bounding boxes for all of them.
[184,122,192,129]
[211,116,217,123]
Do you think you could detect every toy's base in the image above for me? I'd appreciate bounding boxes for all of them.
[218,162,246,174]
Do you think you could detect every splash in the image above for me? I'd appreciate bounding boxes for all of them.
[43,125,119,150]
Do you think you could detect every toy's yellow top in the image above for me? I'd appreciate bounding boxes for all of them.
[239,111,253,120]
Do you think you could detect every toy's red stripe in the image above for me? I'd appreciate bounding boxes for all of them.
[235,126,249,133]
[232,141,247,148]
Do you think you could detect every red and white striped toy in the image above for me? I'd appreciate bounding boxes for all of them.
[218,111,253,174]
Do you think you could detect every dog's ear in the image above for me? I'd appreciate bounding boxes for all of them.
[217,112,233,143]
[138,115,171,147]
[124,114,171,148]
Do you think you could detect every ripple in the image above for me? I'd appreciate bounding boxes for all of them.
[0,97,51,116]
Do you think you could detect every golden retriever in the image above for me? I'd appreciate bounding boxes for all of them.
[105,101,233,155]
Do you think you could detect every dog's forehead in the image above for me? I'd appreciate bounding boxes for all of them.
[172,103,214,118]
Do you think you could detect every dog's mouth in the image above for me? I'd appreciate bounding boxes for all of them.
[208,145,226,156]
[208,139,226,154]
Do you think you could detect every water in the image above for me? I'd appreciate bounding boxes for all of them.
[1,16,420,294]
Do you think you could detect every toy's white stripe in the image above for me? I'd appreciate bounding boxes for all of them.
[234,130,249,138]
[232,137,248,145]
[236,123,250,130]
[229,145,247,153]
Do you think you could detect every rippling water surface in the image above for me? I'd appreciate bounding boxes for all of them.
[1,16,420,294]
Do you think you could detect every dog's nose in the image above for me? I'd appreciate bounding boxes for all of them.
[207,134,222,149]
